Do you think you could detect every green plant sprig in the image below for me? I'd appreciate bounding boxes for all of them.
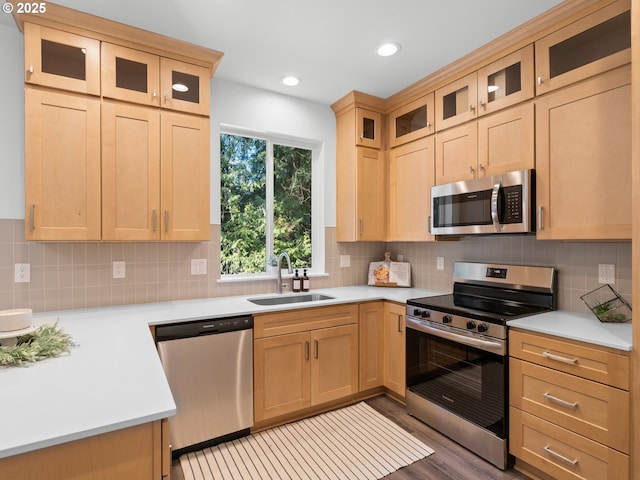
[0,323,76,367]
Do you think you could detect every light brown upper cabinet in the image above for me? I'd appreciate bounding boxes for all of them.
[25,88,101,241]
[535,66,631,240]
[101,43,161,107]
[435,102,534,185]
[435,72,478,131]
[477,45,534,116]
[388,137,435,241]
[355,108,383,148]
[436,46,534,132]
[23,23,100,95]
[102,44,211,116]
[389,93,435,148]
[534,0,630,95]
[333,93,387,241]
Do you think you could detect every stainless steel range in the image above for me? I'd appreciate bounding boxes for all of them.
[405,261,557,470]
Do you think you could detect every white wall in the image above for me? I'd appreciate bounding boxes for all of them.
[0,22,25,219]
[0,22,338,227]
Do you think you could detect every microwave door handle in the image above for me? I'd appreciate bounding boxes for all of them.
[491,181,502,232]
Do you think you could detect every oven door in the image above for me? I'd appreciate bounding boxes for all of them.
[406,316,507,439]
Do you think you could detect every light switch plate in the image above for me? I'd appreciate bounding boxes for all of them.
[191,259,207,275]
[436,257,445,271]
[113,261,125,279]
[340,255,351,268]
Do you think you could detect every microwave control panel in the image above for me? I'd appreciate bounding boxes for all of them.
[502,185,522,223]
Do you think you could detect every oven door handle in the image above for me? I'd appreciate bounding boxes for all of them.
[406,317,505,355]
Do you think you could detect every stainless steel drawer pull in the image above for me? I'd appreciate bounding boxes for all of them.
[543,392,578,409]
[152,209,157,232]
[543,446,578,466]
[538,205,544,230]
[542,351,577,365]
[29,204,35,231]
[164,210,169,233]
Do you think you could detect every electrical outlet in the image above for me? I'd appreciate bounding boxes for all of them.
[340,255,351,268]
[397,254,404,262]
[436,257,445,271]
[598,264,615,284]
[191,259,207,275]
[113,261,126,279]
[14,263,30,283]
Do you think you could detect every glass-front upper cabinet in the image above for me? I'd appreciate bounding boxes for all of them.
[477,45,534,116]
[535,0,630,94]
[355,108,382,148]
[435,72,477,132]
[389,93,435,148]
[23,23,100,95]
[101,43,160,106]
[160,58,211,116]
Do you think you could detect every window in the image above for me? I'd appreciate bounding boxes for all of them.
[220,128,322,277]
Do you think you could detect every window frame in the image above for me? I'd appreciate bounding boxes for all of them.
[219,125,325,280]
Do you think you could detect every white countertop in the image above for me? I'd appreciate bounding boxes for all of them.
[1,286,633,460]
[0,285,440,460]
[507,310,633,351]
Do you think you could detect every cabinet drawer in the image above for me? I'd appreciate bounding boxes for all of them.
[510,408,629,480]
[509,329,630,390]
[510,358,629,453]
[254,304,358,338]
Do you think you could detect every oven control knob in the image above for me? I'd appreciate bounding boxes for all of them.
[477,323,489,333]
[442,315,453,324]
[414,309,423,317]
[466,321,476,330]
[421,310,431,318]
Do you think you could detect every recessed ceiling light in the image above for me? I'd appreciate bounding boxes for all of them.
[282,76,300,87]
[377,42,401,57]
[172,83,189,92]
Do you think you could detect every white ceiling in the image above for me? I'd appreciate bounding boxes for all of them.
[3,0,565,105]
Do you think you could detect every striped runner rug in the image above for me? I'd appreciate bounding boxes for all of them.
[180,401,434,480]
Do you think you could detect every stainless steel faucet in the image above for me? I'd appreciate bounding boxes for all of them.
[276,251,293,294]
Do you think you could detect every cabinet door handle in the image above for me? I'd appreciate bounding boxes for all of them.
[152,89,157,98]
[478,163,485,172]
[538,205,544,231]
[314,339,319,359]
[537,76,544,86]
[29,204,35,231]
[164,92,170,101]
[479,100,486,110]
[152,209,157,233]
[543,446,578,466]
[543,392,578,409]
[469,165,475,175]
[397,314,403,333]
[164,210,169,233]
[426,120,432,129]
[469,104,475,113]
[28,63,34,74]
[543,351,577,365]
[305,341,310,361]
[359,218,364,236]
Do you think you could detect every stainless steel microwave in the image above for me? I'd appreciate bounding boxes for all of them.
[430,169,535,235]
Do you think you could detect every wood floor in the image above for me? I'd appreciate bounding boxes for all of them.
[171,395,531,480]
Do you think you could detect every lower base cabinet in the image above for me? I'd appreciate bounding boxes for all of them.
[253,305,359,423]
[509,329,630,480]
[383,302,406,398]
[0,420,170,480]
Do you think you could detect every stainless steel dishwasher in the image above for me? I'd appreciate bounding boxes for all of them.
[156,315,253,456]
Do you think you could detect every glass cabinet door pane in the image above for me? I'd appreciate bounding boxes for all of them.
[396,105,427,138]
[487,62,521,103]
[549,11,630,79]
[41,39,86,81]
[171,70,200,104]
[362,117,376,140]
[443,87,468,120]
[115,57,148,93]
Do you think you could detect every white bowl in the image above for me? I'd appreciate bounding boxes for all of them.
[0,309,33,332]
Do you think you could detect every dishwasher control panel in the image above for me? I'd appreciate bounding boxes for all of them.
[155,315,253,341]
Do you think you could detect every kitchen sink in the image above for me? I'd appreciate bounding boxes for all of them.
[248,293,335,306]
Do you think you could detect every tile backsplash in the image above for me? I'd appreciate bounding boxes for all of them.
[0,218,631,314]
